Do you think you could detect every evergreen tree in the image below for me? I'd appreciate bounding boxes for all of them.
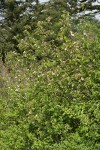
[79,0,100,14]
[0,0,42,63]
[45,0,100,16]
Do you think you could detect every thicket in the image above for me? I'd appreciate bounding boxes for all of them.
[0,1,100,150]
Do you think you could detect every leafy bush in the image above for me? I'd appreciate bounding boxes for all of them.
[0,13,100,150]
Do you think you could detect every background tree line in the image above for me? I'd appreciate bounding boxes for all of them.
[0,0,100,63]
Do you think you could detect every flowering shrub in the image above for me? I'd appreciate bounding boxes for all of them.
[0,13,100,150]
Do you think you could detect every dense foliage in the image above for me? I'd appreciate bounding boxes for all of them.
[0,0,100,150]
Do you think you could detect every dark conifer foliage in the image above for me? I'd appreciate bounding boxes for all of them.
[0,0,43,63]
[47,0,100,15]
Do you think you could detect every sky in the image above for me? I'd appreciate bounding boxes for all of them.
[40,0,49,2]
